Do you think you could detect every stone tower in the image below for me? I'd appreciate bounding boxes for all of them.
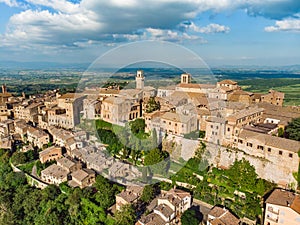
[136,70,145,89]
[181,73,191,84]
[1,84,7,93]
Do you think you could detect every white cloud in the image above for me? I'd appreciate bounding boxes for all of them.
[24,0,81,13]
[265,18,300,32]
[0,0,19,7]
[180,22,230,34]
[144,28,206,43]
[194,23,230,34]
[0,0,299,50]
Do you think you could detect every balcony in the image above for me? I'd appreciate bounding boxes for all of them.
[266,214,278,223]
[267,206,279,215]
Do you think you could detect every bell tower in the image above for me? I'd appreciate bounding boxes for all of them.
[1,84,7,93]
[136,70,145,89]
[181,73,191,84]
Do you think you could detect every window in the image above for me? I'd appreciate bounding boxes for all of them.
[238,139,243,144]
[279,151,283,155]
[227,127,230,132]
[289,153,293,158]
[211,125,213,128]
[216,126,219,129]
[268,148,271,152]
[247,142,253,147]
[257,145,264,150]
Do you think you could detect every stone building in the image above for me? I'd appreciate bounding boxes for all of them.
[101,95,142,125]
[13,102,42,124]
[14,119,29,140]
[228,90,254,106]
[264,189,300,225]
[217,79,239,90]
[116,186,143,210]
[57,156,82,173]
[137,188,192,225]
[39,146,62,163]
[146,109,198,136]
[27,126,50,149]
[233,129,300,186]
[68,168,96,188]
[47,93,86,129]
[208,80,239,100]
[205,116,226,146]
[224,107,264,144]
[176,73,215,94]
[0,84,12,104]
[82,98,101,120]
[261,90,284,106]
[0,103,10,121]
[41,164,69,185]
[157,85,176,98]
[207,206,240,225]
[136,70,145,89]
[0,119,14,138]
[48,126,74,148]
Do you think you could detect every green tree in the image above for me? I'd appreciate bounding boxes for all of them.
[11,152,27,165]
[144,148,165,166]
[278,127,284,137]
[194,141,206,160]
[181,209,200,225]
[144,148,169,175]
[114,204,136,225]
[286,117,300,141]
[93,175,121,209]
[140,185,155,203]
[78,198,107,225]
[255,179,265,195]
[130,118,146,135]
[226,158,257,191]
[145,97,160,113]
[22,189,43,224]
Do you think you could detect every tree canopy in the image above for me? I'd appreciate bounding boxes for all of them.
[140,185,155,203]
[114,204,136,225]
[226,158,257,191]
[145,97,160,113]
[286,117,300,141]
[0,148,122,225]
[181,209,200,225]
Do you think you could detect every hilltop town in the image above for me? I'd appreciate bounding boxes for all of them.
[0,70,300,225]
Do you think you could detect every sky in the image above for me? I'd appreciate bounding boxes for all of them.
[0,0,300,67]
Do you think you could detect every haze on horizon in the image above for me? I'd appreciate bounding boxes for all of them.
[0,0,300,67]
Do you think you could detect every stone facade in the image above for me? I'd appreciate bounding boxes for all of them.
[39,146,62,163]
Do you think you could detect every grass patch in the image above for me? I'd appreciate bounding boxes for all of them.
[18,161,35,174]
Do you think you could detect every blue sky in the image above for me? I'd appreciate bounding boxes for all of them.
[0,0,300,66]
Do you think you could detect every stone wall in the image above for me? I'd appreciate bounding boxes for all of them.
[205,142,298,188]
[167,135,298,188]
